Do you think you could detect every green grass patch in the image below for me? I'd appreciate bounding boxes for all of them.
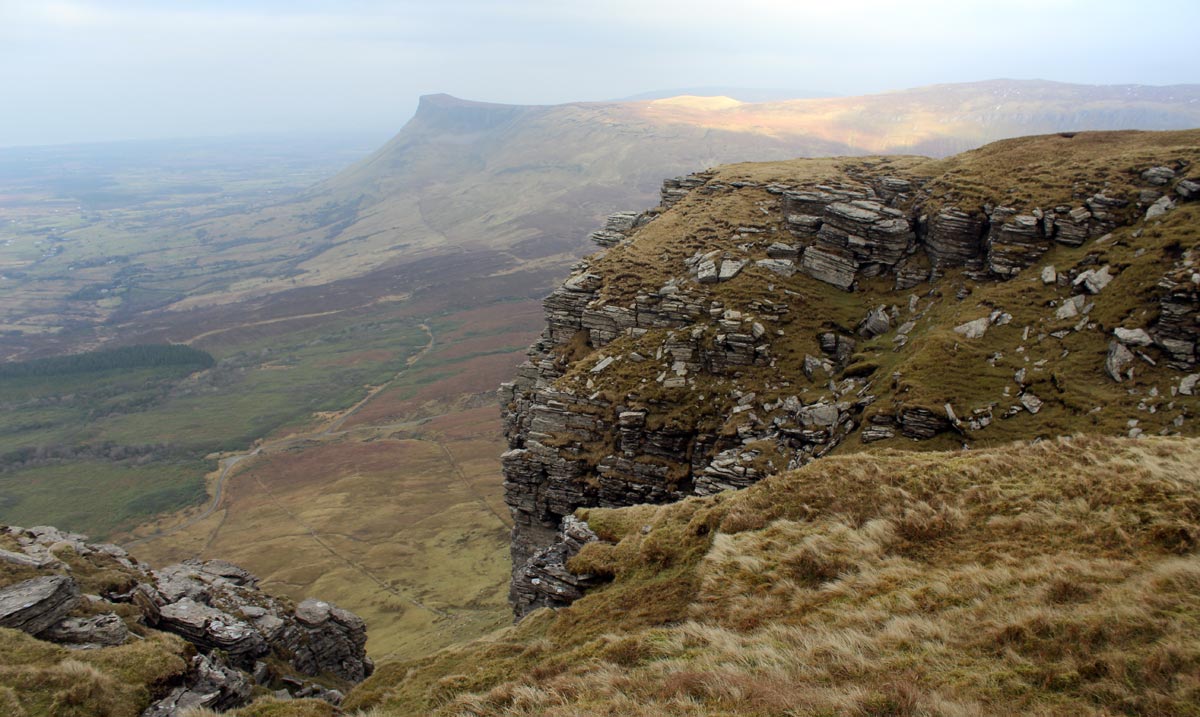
[0,459,206,537]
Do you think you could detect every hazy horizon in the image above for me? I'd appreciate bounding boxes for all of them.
[2,0,1198,147]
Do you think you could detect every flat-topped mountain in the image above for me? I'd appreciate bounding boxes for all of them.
[103,80,1200,333]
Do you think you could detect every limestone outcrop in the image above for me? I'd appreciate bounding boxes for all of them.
[0,575,80,635]
[139,559,373,683]
[500,142,1200,620]
[510,516,601,616]
[0,525,371,716]
[589,210,651,248]
[142,652,253,717]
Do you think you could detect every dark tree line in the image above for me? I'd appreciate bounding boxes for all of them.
[0,441,178,472]
[0,344,215,379]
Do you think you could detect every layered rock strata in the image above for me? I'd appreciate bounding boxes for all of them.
[510,516,601,616]
[0,575,80,635]
[501,151,1200,619]
[0,525,371,716]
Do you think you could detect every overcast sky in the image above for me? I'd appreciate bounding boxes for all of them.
[1,0,1197,147]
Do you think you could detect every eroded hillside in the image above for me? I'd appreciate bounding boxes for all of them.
[350,436,1200,717]
[500,130,1200,616]
[325,130,1200,717]
[8,130,1198,717]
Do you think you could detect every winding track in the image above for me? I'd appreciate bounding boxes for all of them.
[123,322,436,549]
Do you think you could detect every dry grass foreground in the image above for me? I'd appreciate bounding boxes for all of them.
[0,534,193,717]
[327,435,1200,717]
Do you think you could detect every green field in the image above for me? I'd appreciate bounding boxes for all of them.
[0,459,207,537]
[0,314,430,538]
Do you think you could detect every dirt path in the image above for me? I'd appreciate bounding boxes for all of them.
[319,323,434,435]
[179,293,413,346]
[123,322,437,550]
[181,310,345,345]
[249,473,451,619]
[123,449,259,549]
[436,441,512,529]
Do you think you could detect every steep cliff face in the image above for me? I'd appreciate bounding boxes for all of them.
[501,130,1200,617]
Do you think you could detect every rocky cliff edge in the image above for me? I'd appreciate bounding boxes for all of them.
[0,524,371,716]
[500,129,1200,617]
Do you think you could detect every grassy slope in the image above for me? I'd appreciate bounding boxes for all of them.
[0,533,193,717]
[555,130,1200,460]
[323,130,1200,715]
[343,436,1200,717]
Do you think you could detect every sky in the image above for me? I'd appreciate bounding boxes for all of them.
[1,0,1197,147]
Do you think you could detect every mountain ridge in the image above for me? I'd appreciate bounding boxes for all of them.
[2,124,1200,716]
[328,128,1200,717]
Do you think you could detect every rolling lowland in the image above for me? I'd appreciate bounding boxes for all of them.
[0,81,1198,716]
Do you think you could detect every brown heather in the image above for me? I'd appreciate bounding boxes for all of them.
[8,129,1200,716]
[337,436,1200,717]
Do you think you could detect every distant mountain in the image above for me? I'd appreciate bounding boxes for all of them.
[618,86,836,102]
[176,79,1200,317]
[9,80,1200,352]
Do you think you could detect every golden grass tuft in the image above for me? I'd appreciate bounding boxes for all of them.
[0,625,190,717]
[338,436,1200,717]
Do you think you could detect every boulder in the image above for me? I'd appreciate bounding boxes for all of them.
[1105,341,1136,382]
[719,259,746,281]
[861,426,895,443]
[1141,166,1176,185]
[1146,195,1176,220]
[141,652,253,717]
[766,242,799,259]
[799,403,841,428]
[0,575,79,636]
[954,317,991,340]
[1176,179,1200,201]
[801,245,858,289]
[755,258,796,277]
[0,548,56,569]
[1114,327,1153,347]
[857,306,891,338]
[42,613,129,647]
[1056,294,1087,320]
[1074,265,1112,294]
[591,356,615,373]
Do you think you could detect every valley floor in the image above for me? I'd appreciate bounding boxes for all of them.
[126,298,546,662]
